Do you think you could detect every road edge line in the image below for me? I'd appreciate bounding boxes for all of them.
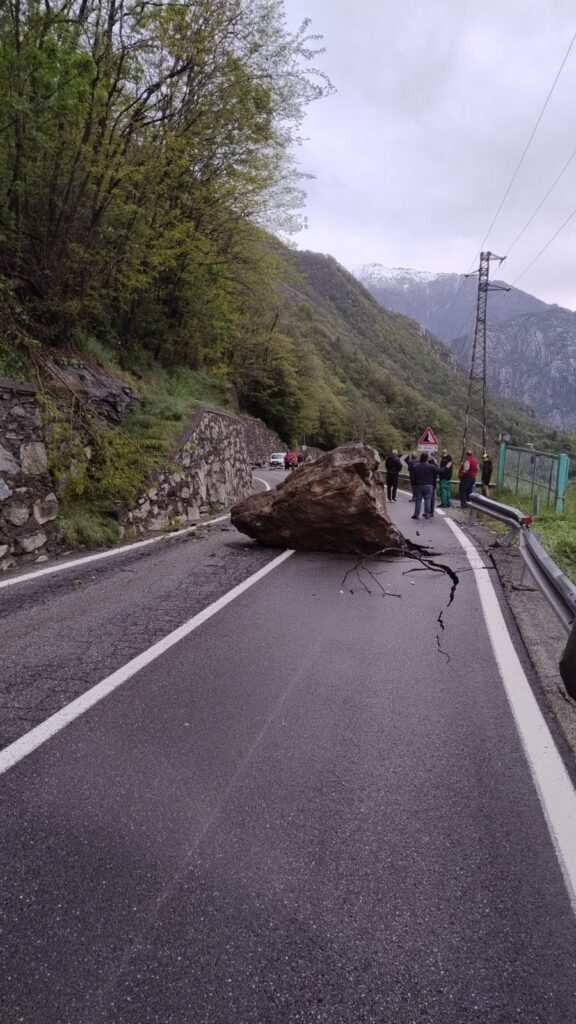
[0,515,230,592]
[0,549,294,777]
[445,516,576,914]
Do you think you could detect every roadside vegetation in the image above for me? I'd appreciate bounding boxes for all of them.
[487,484,576,583]
[52,351,233,548]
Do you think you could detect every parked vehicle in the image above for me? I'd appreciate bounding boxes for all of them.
[269,452,287,469]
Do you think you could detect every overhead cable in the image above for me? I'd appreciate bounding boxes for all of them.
[468,27,576,271]
[511,203,576,285]
[506,139,576,256]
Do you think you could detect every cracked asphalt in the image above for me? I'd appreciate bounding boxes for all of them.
[1,473,576,1022]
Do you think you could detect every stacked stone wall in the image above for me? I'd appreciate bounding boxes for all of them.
[0,379,61,571]
[0,376,321,569]
[120,407,254,535]
[242,417,285,466]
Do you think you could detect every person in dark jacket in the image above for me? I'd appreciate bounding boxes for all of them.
[411,453,437,519]
[458,450,478,507]
[384,449,402,502]
[407,453,418,501]
[438,449,453,507]
[427,456,439,515]
[481,452,493,497]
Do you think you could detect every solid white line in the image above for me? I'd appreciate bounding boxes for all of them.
[0,515,230,592]
[0,549,294,777]
[0,471,269,592]
[445,516,576,914]
[253,476,271,491]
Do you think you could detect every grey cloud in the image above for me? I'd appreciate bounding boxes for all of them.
[283,0,576,307]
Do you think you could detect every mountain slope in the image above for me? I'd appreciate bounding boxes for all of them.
[277,251,576,456]
[354,263,576,433]
[355,264,550,342]
[452,307,576,433]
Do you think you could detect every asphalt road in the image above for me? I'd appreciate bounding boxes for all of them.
[1,473,576,1023]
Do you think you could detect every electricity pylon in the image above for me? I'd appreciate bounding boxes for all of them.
[461,252,510,456]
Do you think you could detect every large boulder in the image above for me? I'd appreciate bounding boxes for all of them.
[231,443,405,554]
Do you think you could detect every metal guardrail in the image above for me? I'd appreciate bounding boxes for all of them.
[466,493,576,633]
[467,492,533,528]
[396,473,576,633]
[519,531,576,633]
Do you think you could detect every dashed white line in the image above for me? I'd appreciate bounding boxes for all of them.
[0,548,294,776]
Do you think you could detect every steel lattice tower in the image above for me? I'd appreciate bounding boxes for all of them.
[462,252,509,455]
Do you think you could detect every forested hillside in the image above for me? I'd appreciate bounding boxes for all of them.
[1,0,574,488]
[273,251,576,456]
[0,0,330,397]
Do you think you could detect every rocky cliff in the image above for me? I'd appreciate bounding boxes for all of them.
[451,308,576,432]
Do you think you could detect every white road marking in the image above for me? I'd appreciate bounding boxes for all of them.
[445,516,576,914]
[0,472,272,591]
[253,477,271,491]
[0,516,231,592]
[0,549,294,776]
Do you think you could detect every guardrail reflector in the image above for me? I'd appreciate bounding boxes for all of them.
[521,516,532,525]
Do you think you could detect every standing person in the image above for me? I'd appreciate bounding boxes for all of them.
[428,456,439,516]
[410,453,436,520]
[458,449,478,507]
[408,453,418,501]
[385,449,402,502]
[438,449,453,507]
[481,452,493,497]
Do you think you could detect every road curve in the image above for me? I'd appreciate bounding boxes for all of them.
[1,481,576,1023]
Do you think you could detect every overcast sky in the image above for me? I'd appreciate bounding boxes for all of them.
[282,0,576,309]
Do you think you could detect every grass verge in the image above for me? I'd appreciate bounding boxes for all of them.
[50,345,233,550]
[484,485,576,583]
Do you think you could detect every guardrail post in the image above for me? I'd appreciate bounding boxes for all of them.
[555,453,569,514]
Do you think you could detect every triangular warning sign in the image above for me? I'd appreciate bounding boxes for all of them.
[418,426,438,446]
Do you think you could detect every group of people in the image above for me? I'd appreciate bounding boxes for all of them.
[284,450,308,470]
[384,448,493,520]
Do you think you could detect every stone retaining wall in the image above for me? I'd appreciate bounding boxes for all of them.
[0,379,61,571]
[122,407,254,535]
[242,417,285,466]
[0,376,309,569]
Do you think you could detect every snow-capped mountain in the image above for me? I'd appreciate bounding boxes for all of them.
[354,264,548,343]
[354,264,576,433]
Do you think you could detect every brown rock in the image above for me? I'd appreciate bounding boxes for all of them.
[231,443,405,554]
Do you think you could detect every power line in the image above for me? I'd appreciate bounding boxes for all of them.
[468,27,576,271]
[506,139,576,257]
[512,203,576,286]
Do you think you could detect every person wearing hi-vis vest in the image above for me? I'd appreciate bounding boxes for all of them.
[458,449,478,507]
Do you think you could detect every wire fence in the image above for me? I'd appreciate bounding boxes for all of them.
[498,444,569,511]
